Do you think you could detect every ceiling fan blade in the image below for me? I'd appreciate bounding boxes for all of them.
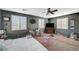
[50,12,54,14]
[48,8,51,11]
[46,8,58,15]
[51,9,58,12]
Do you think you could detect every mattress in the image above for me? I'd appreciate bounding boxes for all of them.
[0,36,48,51]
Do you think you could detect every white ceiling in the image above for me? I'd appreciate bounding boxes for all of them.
[1,8,79,18]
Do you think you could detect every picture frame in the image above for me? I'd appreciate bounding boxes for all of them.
[30,19,36,24]
[3,16,10,21]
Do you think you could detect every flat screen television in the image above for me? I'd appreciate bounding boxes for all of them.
[46,23,54,28]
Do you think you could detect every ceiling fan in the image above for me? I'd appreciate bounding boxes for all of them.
[46,8,58,15]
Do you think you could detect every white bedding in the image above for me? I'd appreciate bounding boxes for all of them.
[0,37,48,51]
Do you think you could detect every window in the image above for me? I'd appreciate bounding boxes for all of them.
[11,15,20,30]
[38,19,45,28]
[20,16,27,30]
[11,15,27,31]
[57,17,68,29]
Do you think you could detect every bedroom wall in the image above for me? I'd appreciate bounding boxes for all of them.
[27,16,48,30]
[2,11,12,32]
[73,14,79,38]
[27,16,39,30]
[49,13,79,37]
[0,10,48,31]
[0,10,2,30]
[0,9,48,38]
[0,11,1,29]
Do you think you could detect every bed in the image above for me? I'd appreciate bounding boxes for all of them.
[0,36,48,51]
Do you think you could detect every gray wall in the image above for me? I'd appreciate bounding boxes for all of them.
[49,13,79,37]
[74,14,79,34]
[27,16,39,30]
[2,11,11,32]
[0,10,48,32]
[27,16,48,30]
[0,10,48,38]
[0,10,2,30]
[0,9,79,37]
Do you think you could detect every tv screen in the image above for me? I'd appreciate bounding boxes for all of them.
[46,23,54,27]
